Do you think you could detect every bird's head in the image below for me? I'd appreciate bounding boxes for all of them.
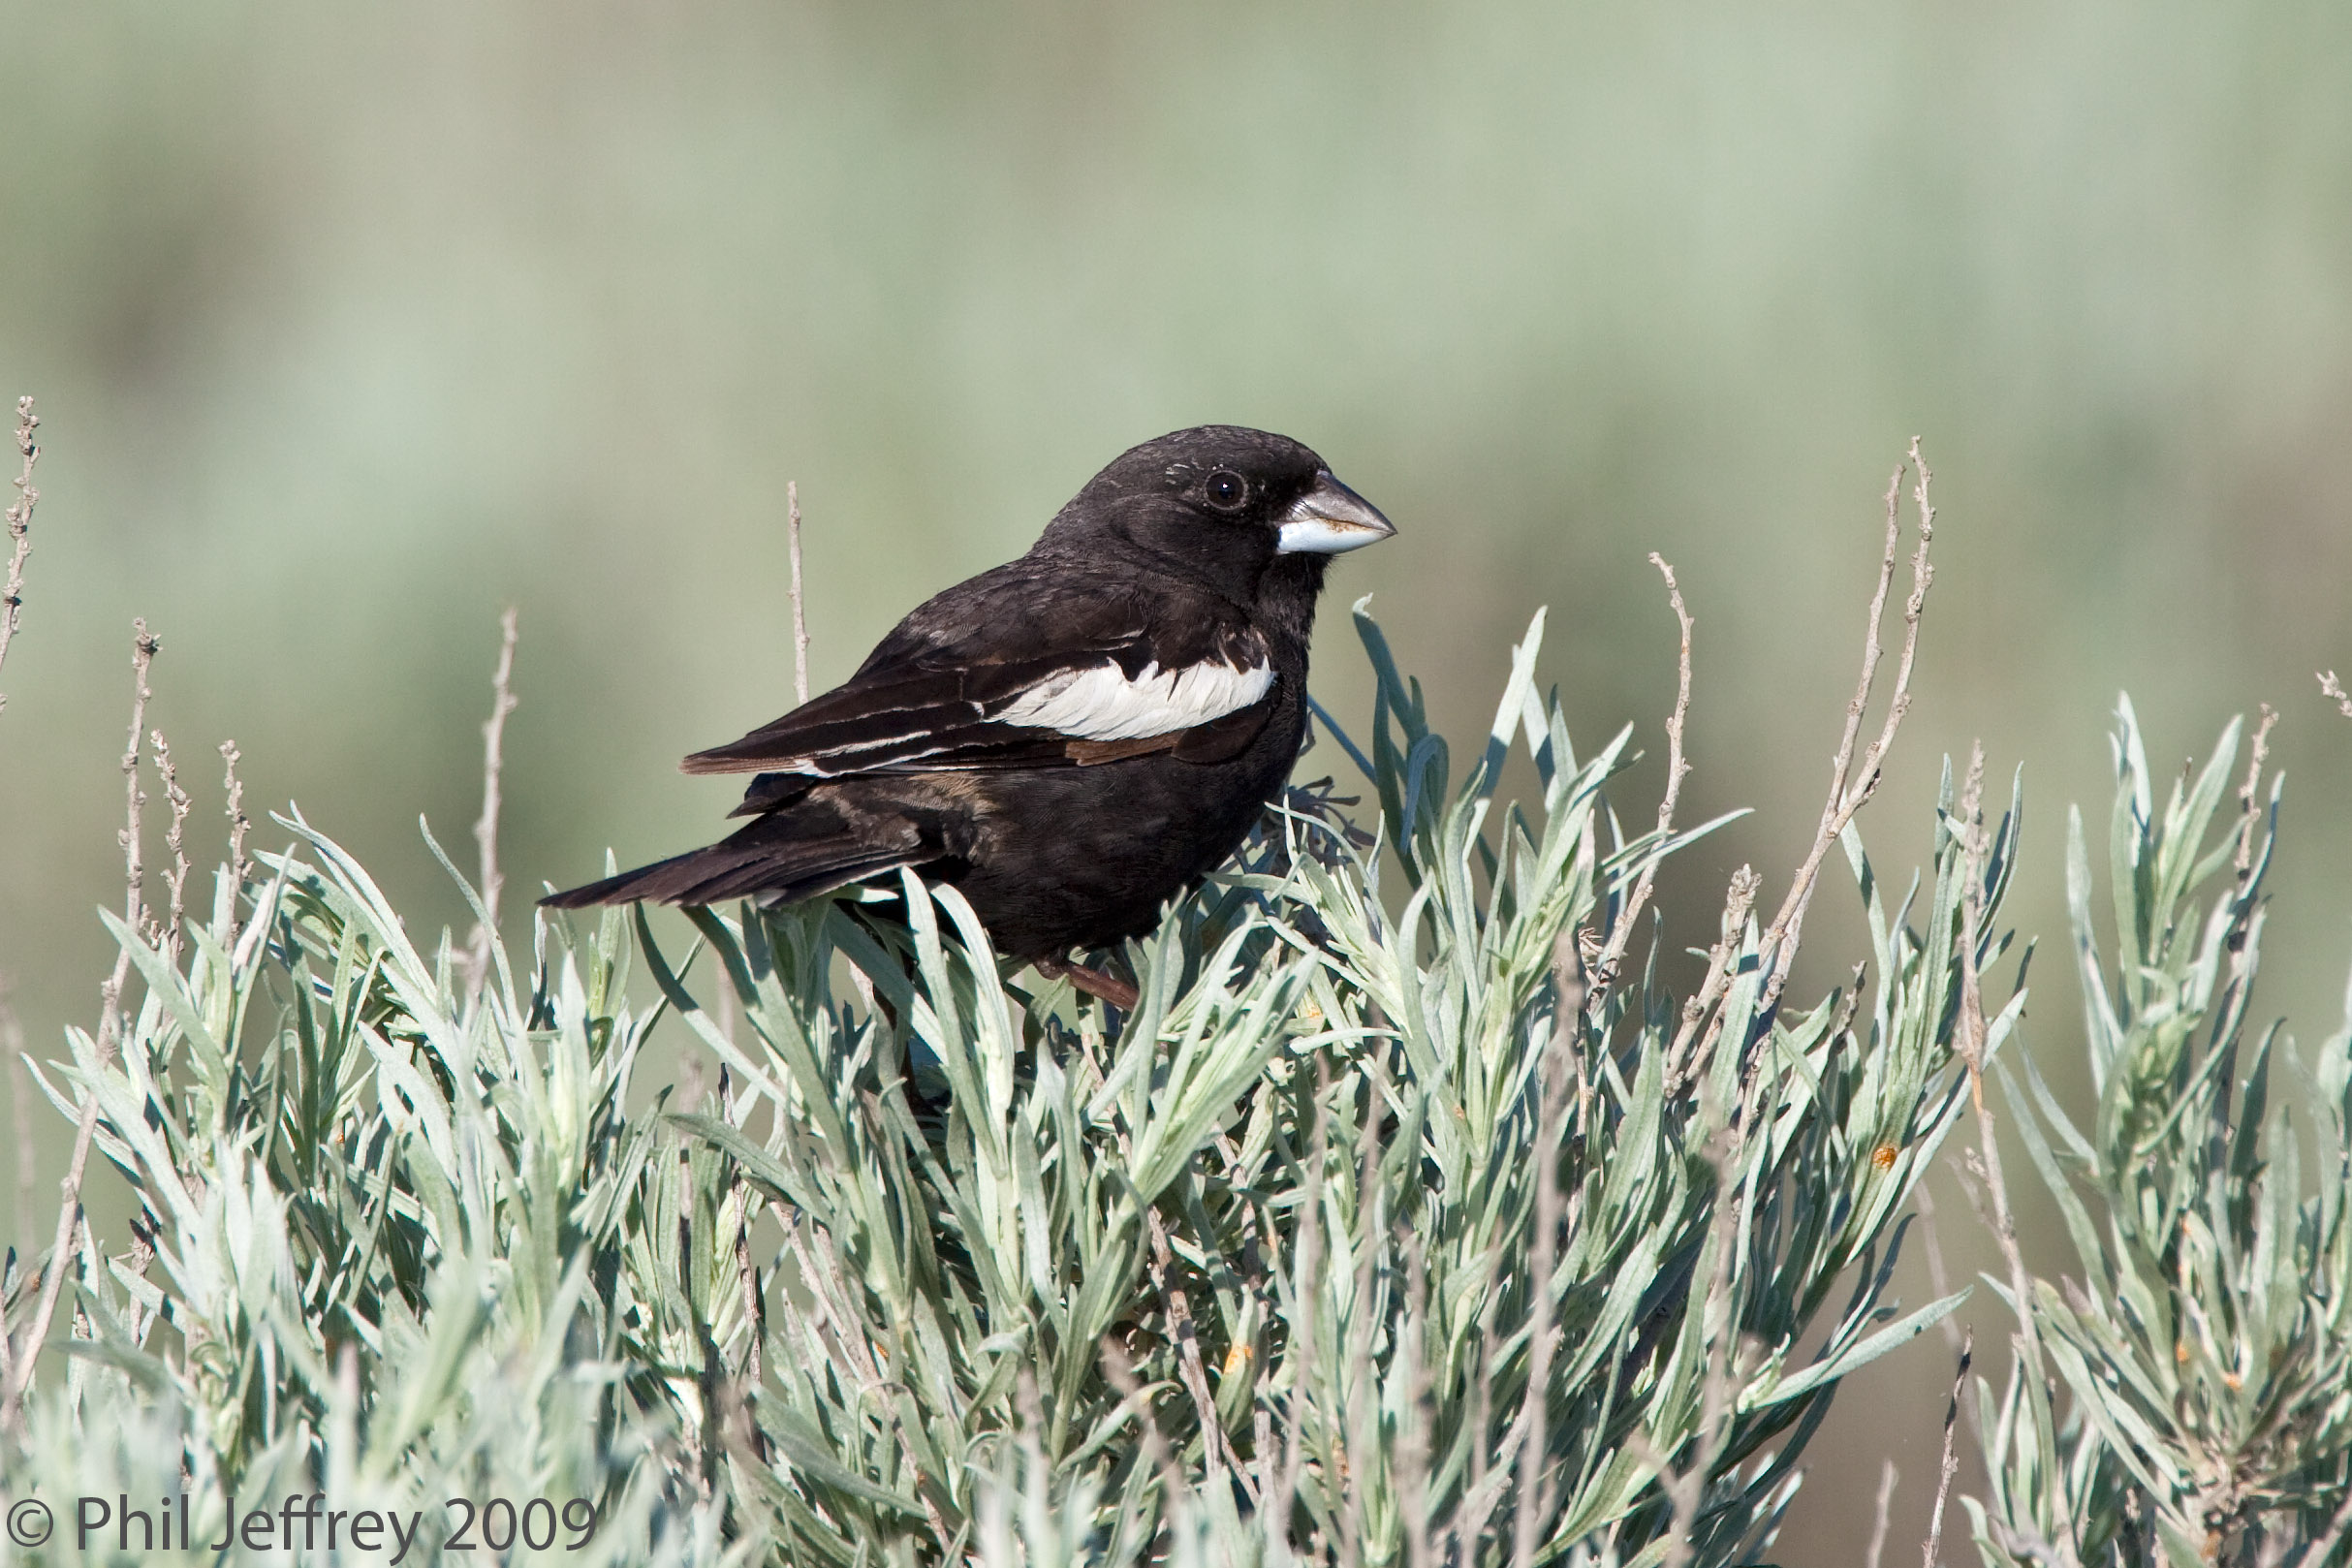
[1039,425,1396,604]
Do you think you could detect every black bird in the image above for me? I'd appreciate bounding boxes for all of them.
[543,425,1396,1005]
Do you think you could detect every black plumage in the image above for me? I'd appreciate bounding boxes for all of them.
[544,425,1395,993]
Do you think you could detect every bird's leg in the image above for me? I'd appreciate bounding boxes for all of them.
[1034,954,1141,1011]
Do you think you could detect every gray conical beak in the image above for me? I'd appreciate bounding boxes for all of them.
[1276,470,1397,555]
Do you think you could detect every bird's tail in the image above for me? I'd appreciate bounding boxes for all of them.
[541,808,930,911]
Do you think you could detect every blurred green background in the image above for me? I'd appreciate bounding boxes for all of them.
[5,3,2350,1559]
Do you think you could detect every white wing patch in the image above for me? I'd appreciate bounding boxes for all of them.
[994,659,1274,741]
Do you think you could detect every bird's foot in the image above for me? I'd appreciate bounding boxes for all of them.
[1033,955,1141,1011]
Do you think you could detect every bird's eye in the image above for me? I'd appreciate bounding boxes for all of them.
[1205,470,1247,511]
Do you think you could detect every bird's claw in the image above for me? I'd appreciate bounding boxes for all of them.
[1034,955,1141,1011]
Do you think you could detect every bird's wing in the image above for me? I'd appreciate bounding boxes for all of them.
[681,569,1280,783]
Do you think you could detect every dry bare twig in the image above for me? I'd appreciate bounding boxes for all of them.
[0,396,39,714]
[1396,1224,1437,1568]
[726,1181,768,1462]
[783,1211,954,1542]
[1922,1329,1972,1568]
[1450,1210,1513,1558]
[1757,441,1938,1019]
[1590,554,1694,1005]
[1660,1114,1753,1568]
[115,626,158,967]
[2234,704,2277,875]
[150,728,193,962]
[1144,1200,1251,1498]
[1511,959,1578,1568]
[1950,744,2054,1454]
[3,621,159,1438]
[1665,866,1761,1094]
[219,740,251,951]
[462,608,519,995]
[1105,1040,1254,1501]
[739,480,808,1051]
[1557,925,1599,1146]
[730,1196,764,1387]
[1340,1060,1391,1568]
[788,480,810,706]
[1101,1339,1192,1514]
[1658,449,1939,1090]
[0,395,42,1425]
[2318,670,2352,720]
[1867,1458,1900,1568]
[1270,1062,1333,1552]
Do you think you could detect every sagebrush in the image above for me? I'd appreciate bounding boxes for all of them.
[4,446,2349,1567]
